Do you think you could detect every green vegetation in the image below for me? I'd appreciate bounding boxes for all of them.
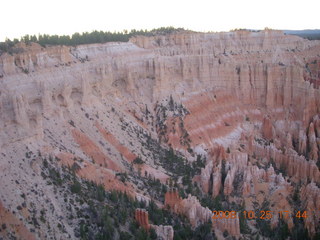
[41,155,216,239]
[273,219,289,240]
[162,148,205,179]
[132,156,144,165]
[154,99,190,144]
[221,159,227,188]
[200,195,223,211]
[159,147,206,197]
[147,200,172,225]
[116,172,129,183]
[70,179,82,194]
[0,27,187,55]
[285,30,320,40]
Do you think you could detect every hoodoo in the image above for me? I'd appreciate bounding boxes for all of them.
[0,29,319,239]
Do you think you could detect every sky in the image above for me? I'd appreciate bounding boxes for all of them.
[1,0,319,41]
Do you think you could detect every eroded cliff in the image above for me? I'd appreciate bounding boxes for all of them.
[0,30,319,239]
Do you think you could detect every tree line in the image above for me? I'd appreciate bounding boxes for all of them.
[0,27,186,54]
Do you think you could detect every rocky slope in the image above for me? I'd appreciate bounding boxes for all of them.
[0,29,319,239]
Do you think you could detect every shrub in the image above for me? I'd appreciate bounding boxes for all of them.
[70,180,81,194]
[133,157,144,164]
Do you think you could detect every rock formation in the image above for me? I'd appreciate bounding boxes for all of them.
[151,224,174,240]
[165,190,240,238]
[0,201,36,240]
[253,143,320,183]
[300,182,320,236]
[262,116,274,140]
[135,209,150,230]
[135,209,174,240]
[0,30,320,238]
[164,189,183,209]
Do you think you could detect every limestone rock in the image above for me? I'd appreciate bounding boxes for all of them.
[308,122,319,161]
[298,130,307,156]
[223,166,238,196]
[180,195,212,227]
[151,224,174,240]
[211,216,241,238]
[0,30,320,238]
[212,165,222,197]
[0,201,36,240]
[165,191,240,238]
[262,115,274,140]
[135,209,174,240]
[314,116,320,137]
[253,142,320,183]
[135,208,150,230]
[286,132,293,149]
[164,189,182,211]
[300,182,320,237]
[200,160,213,193]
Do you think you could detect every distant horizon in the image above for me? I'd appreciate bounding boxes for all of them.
[1,27,320,42]
[1,0,319,42]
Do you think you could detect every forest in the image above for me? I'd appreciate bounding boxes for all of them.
[0,27,186,54]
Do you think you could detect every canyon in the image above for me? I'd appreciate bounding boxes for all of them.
[0,29,319,239]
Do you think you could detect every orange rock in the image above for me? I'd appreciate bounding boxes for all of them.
[135,209,150,230]
[212,216,241,238]
[314,116,320,137]
[308,122,319,161]
[223,171,234,195]
[300,182,320,237]
[164,189,182,210]
[165,190,240,238]
[95,122,137,163]
[262,115,274,140]
[57,152,135,197]
[298,130,307,156]
[209,145,227,165]
[253,143,320,183]
[0,201,36,240]
[150,224,174,240]
[71,128,121,171]
[212,168,222,197]
[200,159,213,193]
[135,209,174,240]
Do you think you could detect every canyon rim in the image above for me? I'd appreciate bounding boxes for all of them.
[0,29,320,239]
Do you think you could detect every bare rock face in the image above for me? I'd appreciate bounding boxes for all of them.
[151,224,174,240]
[199,146,228,196]
[308,122,319,161]
[253,143,320,183]
[0,201,36,240]
[211,164,222,197]
[209,145,226,166]
[200,160,213,193]
[1,30,320,239]
[223,168,235,196]
[211,216,241,238]
[165,190,240,238]
[300,182,320,236]
[135,209,174,240]
[298,129,307,155]
[135,208,150,230]
[262,115,274,140]
[286,132,293,149]
[164,189,183,210]
[179,195,213,227]
[314,116,320,137]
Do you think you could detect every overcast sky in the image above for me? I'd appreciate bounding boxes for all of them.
[1,0,319,41]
